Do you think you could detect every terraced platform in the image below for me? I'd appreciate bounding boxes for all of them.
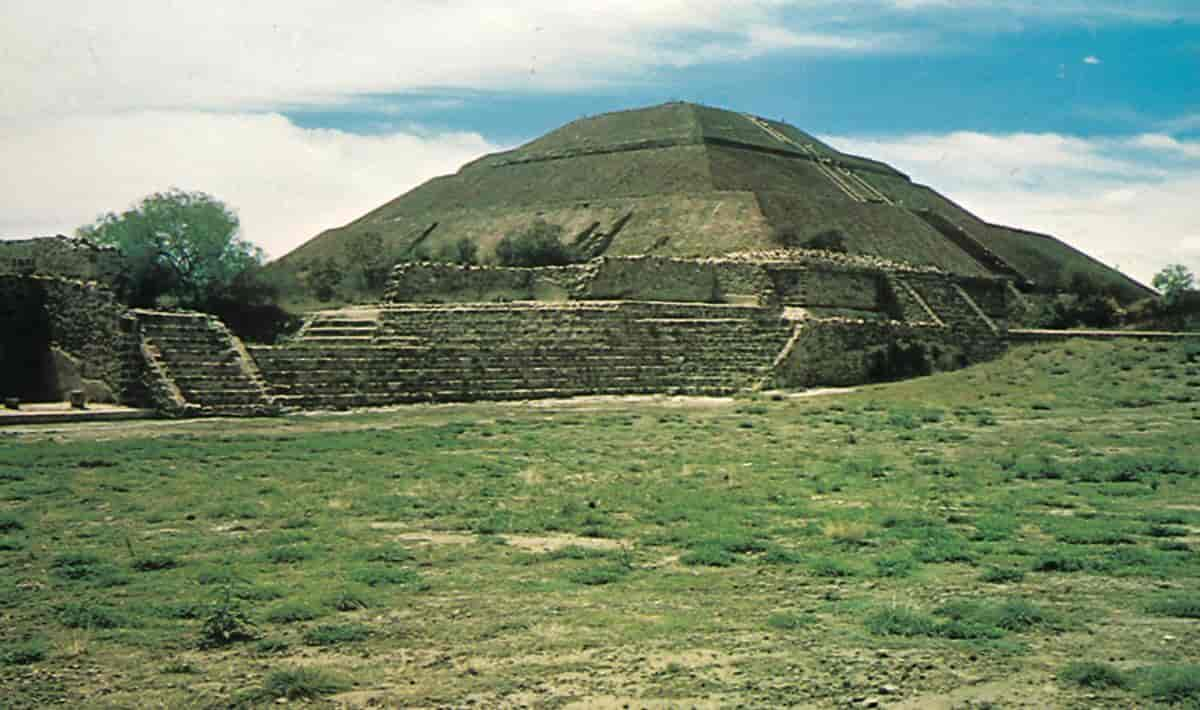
[136,311,278,416]
[249,302,796,410]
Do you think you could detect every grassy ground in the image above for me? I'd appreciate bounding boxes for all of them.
[2,338,1199,708]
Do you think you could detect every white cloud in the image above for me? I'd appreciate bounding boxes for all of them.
[1083,55,1102,64]
[0,112,497,259]
[0,1,886,123]
[826,131,1200,285]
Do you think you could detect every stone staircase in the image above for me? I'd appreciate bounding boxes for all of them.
[135,310,278,417]
[901,277,999,334]
[250,302,796,410]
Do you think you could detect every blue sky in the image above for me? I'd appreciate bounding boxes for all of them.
[2,1,1197,284]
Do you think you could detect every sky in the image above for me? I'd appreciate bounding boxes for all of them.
[2,1,1197,286]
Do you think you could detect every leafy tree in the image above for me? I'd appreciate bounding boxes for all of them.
[495,219,573,267]
[77,189,263,308]
[1153,264,1196,306]
[435,238,479,265]
[306,258,345,302]
[346,232,394,291]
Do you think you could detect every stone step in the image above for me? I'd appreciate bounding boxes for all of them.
[265,372,757,393]
[260,363,767,384]
[303,327,379,337]
[273,384,742,409]
[253,355,781,374]
[179,390,272,406]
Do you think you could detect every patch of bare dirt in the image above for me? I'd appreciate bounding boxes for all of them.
[368,526,628,552]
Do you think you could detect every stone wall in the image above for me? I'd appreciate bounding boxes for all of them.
[762,267,881,309]
[0,236,126,286]
[0,275,145,404]
[252,302,795,408]
[384,262,588,302]
[582,256,720,302]
[772,318,1006,388]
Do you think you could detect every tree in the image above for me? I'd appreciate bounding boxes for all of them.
[346,232,394,291]
[77,189,264,308]
[495,219,572,267]
[1152,264,1196,306]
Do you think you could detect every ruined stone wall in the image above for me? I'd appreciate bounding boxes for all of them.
[772,318,1006,388]
[763,267,881,309]
[0,275,145,404]
[582,256,720,302]
[384,262,588,302]
[0,236,125,286]
[710,262,772,302]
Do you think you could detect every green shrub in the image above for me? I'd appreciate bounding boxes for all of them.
[914,534,974,563]
[347,565,421,587]
[766,612,816,630]
[567,564,629,586]
[162,660,197,674]
[759,546,804,565]
[264,600,324,624]
[874,554,919,578]
[1136,665,1200,704]
[359,545,414,563]
[680,545,736,567]
[865,606,938,636]
[435,238,479,265]
[1145,595,1200,619]
[51,552,123,582]
[58,602,127,629]
[495,219,573,267]
[265,545,314,564]
[809,557,856,578]
[1059,661,1129,689]
[980,566,1026,584]
[303,624,370,647]
[131,554,178,572]
[324,586,375,612]
[0,515,25,532]
[199,588,256,647]
[254,639,290,655]
[0,639,47,666]
[260,667,350,700]
[1032,551,1089,573]
[991,598,1060,631]
[1146,524,1190,538]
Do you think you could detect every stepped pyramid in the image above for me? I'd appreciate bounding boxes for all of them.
[273,101,1149,301]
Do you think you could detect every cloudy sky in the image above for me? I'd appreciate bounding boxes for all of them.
[2,1,1197,285]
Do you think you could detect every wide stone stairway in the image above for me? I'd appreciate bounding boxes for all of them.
[249,302,796,410]
[136,310,278,416]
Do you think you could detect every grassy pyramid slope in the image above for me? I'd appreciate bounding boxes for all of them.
[268,102,1150,304]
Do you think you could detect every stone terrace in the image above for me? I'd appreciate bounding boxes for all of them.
[249,302,796,409]
[136,311,278,416]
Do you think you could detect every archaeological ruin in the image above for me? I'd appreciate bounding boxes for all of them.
[0,103,1159,417]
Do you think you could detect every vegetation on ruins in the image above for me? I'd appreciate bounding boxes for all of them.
[2,338,1198,706]
[1154,264,1197,307]
[77,189,264,309]
[495,218,574,267]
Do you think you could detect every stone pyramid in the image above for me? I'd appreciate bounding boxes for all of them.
[273,102,1150,301]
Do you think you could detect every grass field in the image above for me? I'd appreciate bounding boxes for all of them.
[2,338,1199,708]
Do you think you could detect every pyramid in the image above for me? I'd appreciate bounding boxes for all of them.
[272,102,1150,301]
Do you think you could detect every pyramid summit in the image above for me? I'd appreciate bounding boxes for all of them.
[272,101,1149,302]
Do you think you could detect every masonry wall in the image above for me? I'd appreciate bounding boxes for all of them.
[0,275,145,404]
[582,256,720,302]
[772,318,1006,388]
[0,236,126,286]
[384,262,587,302]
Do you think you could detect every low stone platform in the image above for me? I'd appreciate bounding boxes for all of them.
[1009,329,1200,342]
[0,403,157,426]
